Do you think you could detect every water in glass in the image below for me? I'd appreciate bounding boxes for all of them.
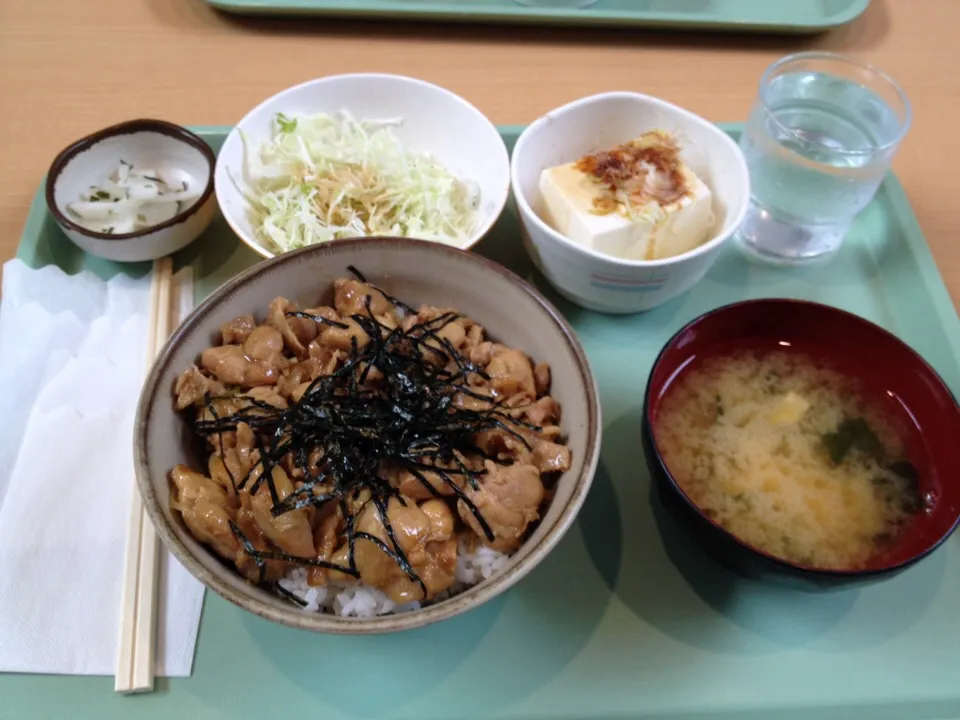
[738,65,907,264]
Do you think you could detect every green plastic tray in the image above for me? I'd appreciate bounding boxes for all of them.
[6,125,960,720]
[201,0,871,33]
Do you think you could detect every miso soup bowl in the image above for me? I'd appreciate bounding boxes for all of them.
[135,237,601,633]
[642,299,960,590]
[511,92,750,314]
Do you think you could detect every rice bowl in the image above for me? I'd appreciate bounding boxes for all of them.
[135,238,601,633]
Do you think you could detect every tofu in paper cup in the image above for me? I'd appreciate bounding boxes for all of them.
[510,92,750,314]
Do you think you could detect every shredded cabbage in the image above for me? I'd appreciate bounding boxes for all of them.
[235,111,481,253]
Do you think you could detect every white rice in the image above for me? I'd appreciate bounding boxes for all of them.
[277,537,510,618]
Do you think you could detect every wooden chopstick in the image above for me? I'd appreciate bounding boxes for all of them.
[115,256,173,694]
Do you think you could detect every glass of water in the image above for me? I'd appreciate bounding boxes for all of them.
[736,52,911,264]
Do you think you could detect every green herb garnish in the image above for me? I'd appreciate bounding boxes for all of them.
[888,460,919,483]
[822,417,883,465]
[276,112,298,133]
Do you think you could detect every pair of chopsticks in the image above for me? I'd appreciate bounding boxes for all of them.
[115,257,174,694]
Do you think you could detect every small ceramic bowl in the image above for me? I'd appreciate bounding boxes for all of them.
[135,237,602,633]
[643,299,960,590]
[215,74,511,259]
[511,92,750,314]
[45,119,216,263]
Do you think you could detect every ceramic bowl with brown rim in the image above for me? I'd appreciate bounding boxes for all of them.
[135,238,602,633]
[46,119,216,263]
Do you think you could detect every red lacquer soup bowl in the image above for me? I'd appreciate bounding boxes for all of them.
[642,299,960,590]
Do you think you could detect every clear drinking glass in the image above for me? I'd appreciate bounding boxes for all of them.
[736,52,911,264]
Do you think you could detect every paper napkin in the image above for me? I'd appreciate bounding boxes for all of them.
[0,259,205,676]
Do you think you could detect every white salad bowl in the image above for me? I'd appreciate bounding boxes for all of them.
[46,119,216,263]
[215,74,511,259]
[511,92,750,314]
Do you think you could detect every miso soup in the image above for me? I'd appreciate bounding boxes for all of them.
[655,348,926,569]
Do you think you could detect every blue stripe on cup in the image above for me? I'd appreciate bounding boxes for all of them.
[590,272,666,293]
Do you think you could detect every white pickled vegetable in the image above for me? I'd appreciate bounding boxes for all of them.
[66,161,201,234]
[233,111,481,253]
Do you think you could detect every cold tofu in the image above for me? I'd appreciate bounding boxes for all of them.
[539,130,715,261]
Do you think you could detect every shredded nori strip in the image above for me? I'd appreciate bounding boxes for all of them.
[229,521,359,576]
[273,582,308,607]
[347,265,415,315]
[189,271,545,606]
[204,391,237,494]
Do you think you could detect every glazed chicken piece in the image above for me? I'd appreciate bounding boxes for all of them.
[405,306,469,360]
[244,325,286,363]
[328,497,457,604]
[174,464,285,581]
[388,459,467,501]
[200,345,277,387]
[234,493,288,582]
[533,362,551,396]
[453,386,494,413]
[194,396,251,454]
[208,454,240,498]
[376,311,399,331]
[215,421,257,485]
[303,305,342,325]
[459,462,544,552]
[200,325,286,387]
[276,342,342,400]
[244,385,288,409]
[309,341,342,374]
[486,347,536,400]
[302,303,375,353]
[463,323,485,353]
[334,279,392,318]
[170,465,239,561]
[248,465,315,558]
[422,317,469,366]
[473,420,570,475]
[318,317,370,352]
[393,469,454,501]
[307,502,344,586]
[519,396,561,427]
[174,365,225,410]
[469,341,495,366]
[220,314,256,345]
[267,297,318,358]
[531,439,571,474]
